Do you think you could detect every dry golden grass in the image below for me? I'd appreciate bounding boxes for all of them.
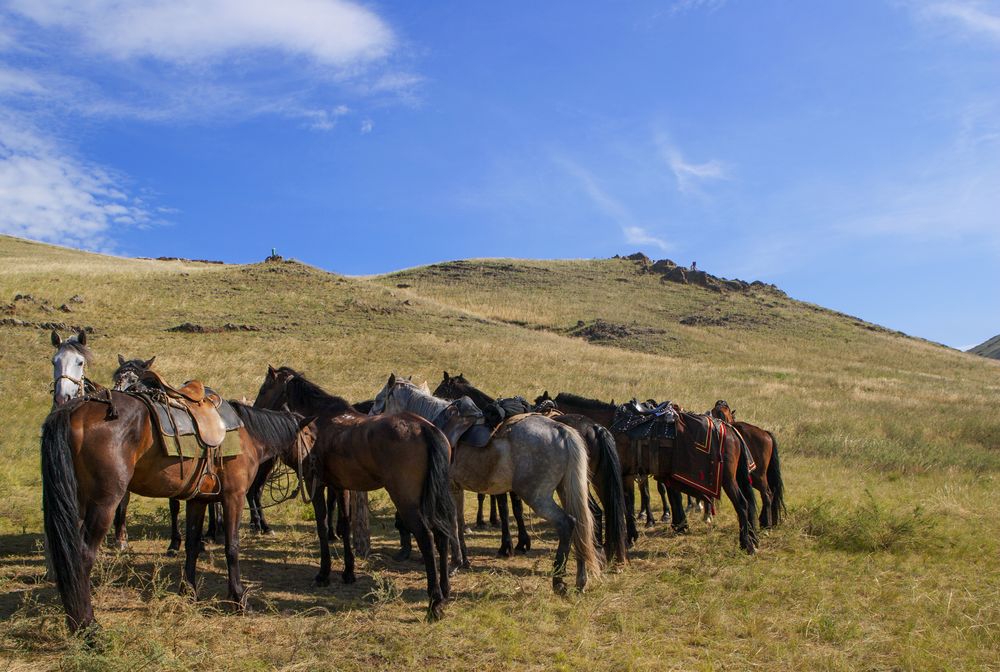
[1,234,999,671]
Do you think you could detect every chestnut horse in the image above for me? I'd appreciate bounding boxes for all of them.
[536,391,759,554]
[710,400,786,528]
[41,394,313,633]
[253,366,456,619]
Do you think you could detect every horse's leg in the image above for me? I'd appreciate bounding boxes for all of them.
[475,493,487,529]
[524,495,573,595]
[450,484,470,571]
[623,475,639,546]
[311,487,332,586]
[433,527,451,601]
[639,476,655,527]
[668,486,689,534]
[657,480,670,521]
[166,498,182,556]
[113,491,130,551]
[181,500,207,597]
[511,492,531,553]
[489,494,500,527]
[327,487,339,541]
[337,489,356,584]
[401,508,445,620]
[394,510,414,562]
[702,497,714,525]
[721,466,756,554]
[496,494,514,557]
[588,493,604,547]
[221,490,247,610]
[206,503,223,545]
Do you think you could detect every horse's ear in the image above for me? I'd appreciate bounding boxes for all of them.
[298,415,317,430]
[267,364,276,379]
[443,371,449,380]
[118,354,126,365]
[406,375,412,381]
[77,330,87,346]
[544,390,550,399]
[51,330,61,347]
[144,356,156,368]
[388,372,396,386]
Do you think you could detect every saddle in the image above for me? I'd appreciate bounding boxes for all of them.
[135,370,236,448]
[483,396,532,429]
[611,399,677,442]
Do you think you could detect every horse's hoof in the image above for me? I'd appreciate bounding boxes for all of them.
[342,571,356,584]
[497,545,514,558]
[474,521,486,530]
[672,525,690,535]
[552,578,568,596]
[463,525,473,534]
[427,600,445,621]
[645,519,656,528]
[165,548,179,558]
[515,540,530,554]
[314,574,330,587]
[393,549,411,562]
[490,519,500,528]
[660,513,670,522]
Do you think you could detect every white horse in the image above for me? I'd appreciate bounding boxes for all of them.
[372,375,600,593]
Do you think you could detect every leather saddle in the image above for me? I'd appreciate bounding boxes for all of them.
[136,370,235,447]
[611,399,677,442]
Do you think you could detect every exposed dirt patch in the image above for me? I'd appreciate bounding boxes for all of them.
[167,322,261,333]
[0,318,94,333]
[679,312,767,328]
[569,319,666,342]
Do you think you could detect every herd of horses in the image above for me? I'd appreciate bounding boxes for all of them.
[43,329,785,636]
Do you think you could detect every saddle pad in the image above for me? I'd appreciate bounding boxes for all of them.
[161,428,243,459]
[659,414,725,499]
[133,390,241,449]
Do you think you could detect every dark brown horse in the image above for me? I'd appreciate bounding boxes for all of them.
[710,400,786,528]
[41,394,313,633]
[536,391,759,554]
[435,373,630,565]
[253,366,455,619]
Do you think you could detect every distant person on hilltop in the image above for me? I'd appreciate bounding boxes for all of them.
[690,261,697,271]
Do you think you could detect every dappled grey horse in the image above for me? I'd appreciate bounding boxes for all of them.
[371,375,601,593]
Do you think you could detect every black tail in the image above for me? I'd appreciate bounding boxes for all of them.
[41,406,92,632]
[766,431,786,525]
[733,429,758,537]
[421,427,457,541]
[594,426,629,564]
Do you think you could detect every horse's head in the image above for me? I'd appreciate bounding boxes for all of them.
[434,370,471,400]
[710,400,734,423]
[255,364,295,410]
[533,390,553,406]
[51,329,92,406]
[112,354,156,391]
[371,373,419,415]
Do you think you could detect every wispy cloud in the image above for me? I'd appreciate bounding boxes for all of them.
[661,145,728,195]
[915,0,1000,43]
[0,117,156,250]
[668,0,728,16]
[556,156,670,251]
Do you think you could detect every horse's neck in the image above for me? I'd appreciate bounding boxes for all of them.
[459,386,494,410]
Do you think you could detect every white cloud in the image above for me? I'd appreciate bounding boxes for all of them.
[5,0,394,66]
[669,0,728,15]
[916,1,1000,43]
[0,118,154,250]
[360,118,374,134]
[557,156,670,251]
[663,146,728,195]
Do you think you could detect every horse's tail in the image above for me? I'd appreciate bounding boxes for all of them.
[766,431,786,524]
[421,425,457,541]
[594,426,629,565]
[41,405,92,633]
[732,426,758,532]
[561,428,601,579]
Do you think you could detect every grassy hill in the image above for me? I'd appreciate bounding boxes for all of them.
[1,234,999,671]
[970,334,1000,360]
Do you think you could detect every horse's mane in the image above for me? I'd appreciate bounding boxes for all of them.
[230,402,300,451]
[279,368,353,415]
[554,392,614,411]
[392,380,451,418]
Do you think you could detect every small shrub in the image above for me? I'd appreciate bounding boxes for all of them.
[796,491,936,553]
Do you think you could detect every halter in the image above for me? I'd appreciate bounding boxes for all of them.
[51,362,87,401]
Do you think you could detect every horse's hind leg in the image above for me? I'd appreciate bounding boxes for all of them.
[496,494,514,557]
[206,503,223,544]
[657,480,670,521]
[721,470,755,554]
[327,488,339,541]
[113,492,129,551]
[524,495,573,595]
[623,475,639,546]
[401,509,445,620]
[667,487,689,534]
[336,490,356,584]
[756,471,772,529]
[588,494,604,547]
[221,491,247,610]
[311,487,332,586]
[450,484,470,571]
[433,527,450,602]
[511,493,531,553]
[394,511,413,561]
[638,476,654,526]
[475,493,487,529]
[166,498,183,556]
[490,495,500,527]
[181,500,207,597]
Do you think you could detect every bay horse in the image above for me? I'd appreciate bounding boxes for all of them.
[41,390,314,633]
[536,391,759,554]
[373,376,601,591]
[253,366,455,619]
[433,373,629,565]
[710,400,786,528]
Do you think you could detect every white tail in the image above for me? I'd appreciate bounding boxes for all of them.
[558,427,601,582]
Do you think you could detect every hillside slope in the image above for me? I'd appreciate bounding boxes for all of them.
[2,234,999,671]
[970,333,1000,359]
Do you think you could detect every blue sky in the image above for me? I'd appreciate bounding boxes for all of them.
[1,1,998,349]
